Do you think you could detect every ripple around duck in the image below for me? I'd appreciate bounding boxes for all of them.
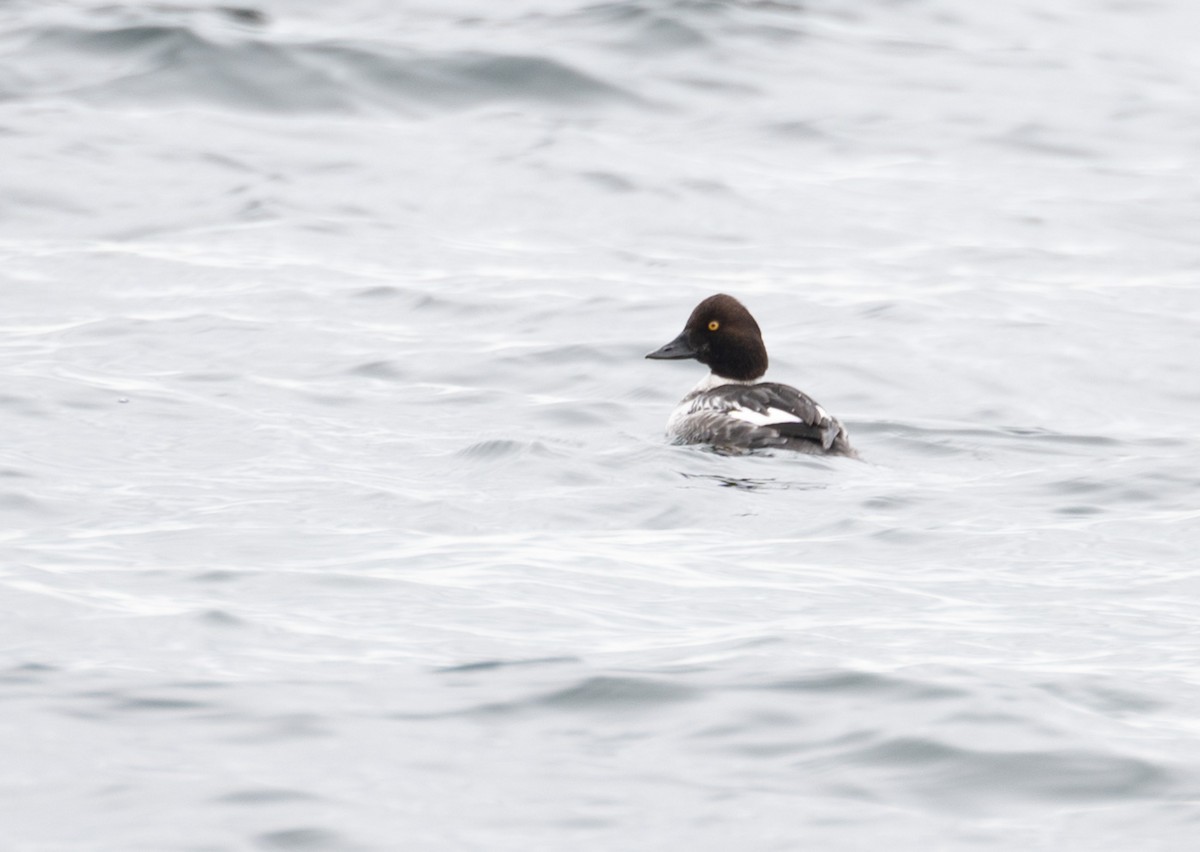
[859,420,1139,461]
[454,438,559,461]
[678,472,828,492]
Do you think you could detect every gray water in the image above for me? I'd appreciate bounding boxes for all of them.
[3,1,1200,849]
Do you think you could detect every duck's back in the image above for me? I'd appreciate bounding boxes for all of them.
[668,382,855,456]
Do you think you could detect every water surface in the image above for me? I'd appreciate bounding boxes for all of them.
[2,0,1200,849]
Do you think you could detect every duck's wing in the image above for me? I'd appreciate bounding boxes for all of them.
[698,382,853,455]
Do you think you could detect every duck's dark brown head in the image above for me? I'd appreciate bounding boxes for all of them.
[645,294,768,381]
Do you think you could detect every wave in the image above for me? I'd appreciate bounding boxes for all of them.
[3,19,643,114]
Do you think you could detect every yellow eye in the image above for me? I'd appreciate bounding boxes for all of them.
[707,320,720,331]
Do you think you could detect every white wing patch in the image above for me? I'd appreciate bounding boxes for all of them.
[729,405,827,427]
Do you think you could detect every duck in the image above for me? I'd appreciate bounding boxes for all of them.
[646,294,855,456]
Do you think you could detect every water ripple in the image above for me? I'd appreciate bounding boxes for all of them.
[832,738,1175,806]
[8,23,644,114]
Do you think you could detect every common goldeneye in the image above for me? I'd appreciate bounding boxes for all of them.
[646,294,855,456]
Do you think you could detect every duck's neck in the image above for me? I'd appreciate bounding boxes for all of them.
[691,372,760,393]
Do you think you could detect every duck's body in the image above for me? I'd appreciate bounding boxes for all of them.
[646,294,855,457]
